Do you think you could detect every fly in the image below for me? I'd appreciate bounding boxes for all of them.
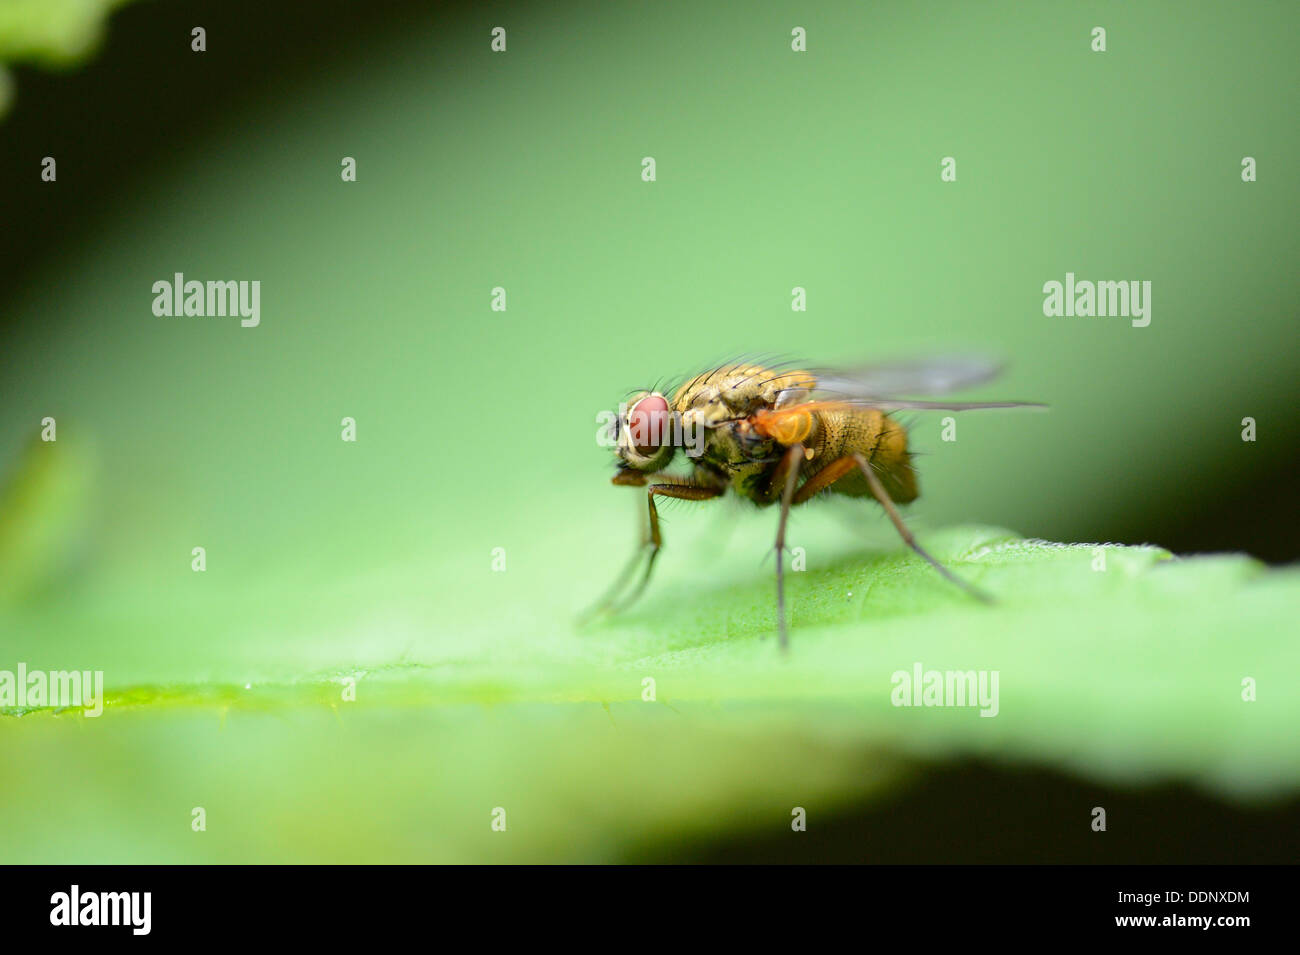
[587,355,1044,649]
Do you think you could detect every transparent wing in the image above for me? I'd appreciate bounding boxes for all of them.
[819,398,1045,411]
[809,355,1001,398]
[774,355,1044,411]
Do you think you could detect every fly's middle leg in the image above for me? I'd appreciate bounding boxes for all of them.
[770,443,806,650]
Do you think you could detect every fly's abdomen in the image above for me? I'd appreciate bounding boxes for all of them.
[806,408,919,503]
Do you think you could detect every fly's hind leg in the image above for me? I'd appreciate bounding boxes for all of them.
[851,453,993,604]
[579,473,723,625]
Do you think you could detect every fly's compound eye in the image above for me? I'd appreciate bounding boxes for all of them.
[627,393,670,456]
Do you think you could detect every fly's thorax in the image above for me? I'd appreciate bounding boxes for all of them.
[730,415,781,460]
[685,417,781,501]
[671,364,816,423]
[696,419,750,469]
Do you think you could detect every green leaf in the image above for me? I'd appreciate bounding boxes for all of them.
[3,524,1295,862]
[0,0,130,119]
[0,0,126,65]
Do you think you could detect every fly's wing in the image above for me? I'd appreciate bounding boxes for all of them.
[811,355,1001,398]
[774,355,1044,411]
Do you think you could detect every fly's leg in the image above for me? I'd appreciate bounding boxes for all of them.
[851,452,992,604]
[792,455,857,504]
[577,470,668,626]
[771,443,806,650]
[614,482,722,613]
[578,533,651,627]
[579,478,722,624]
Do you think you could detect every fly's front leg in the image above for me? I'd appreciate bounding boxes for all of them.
[613,481,722,613]
[577,469,674,626]
[579,473,722,624]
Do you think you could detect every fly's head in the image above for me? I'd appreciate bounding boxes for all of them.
[611,391,675,473]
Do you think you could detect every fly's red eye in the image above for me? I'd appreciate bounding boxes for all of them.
[628,394,669,456]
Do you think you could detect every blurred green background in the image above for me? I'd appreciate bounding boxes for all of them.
[0,0,1297,862]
